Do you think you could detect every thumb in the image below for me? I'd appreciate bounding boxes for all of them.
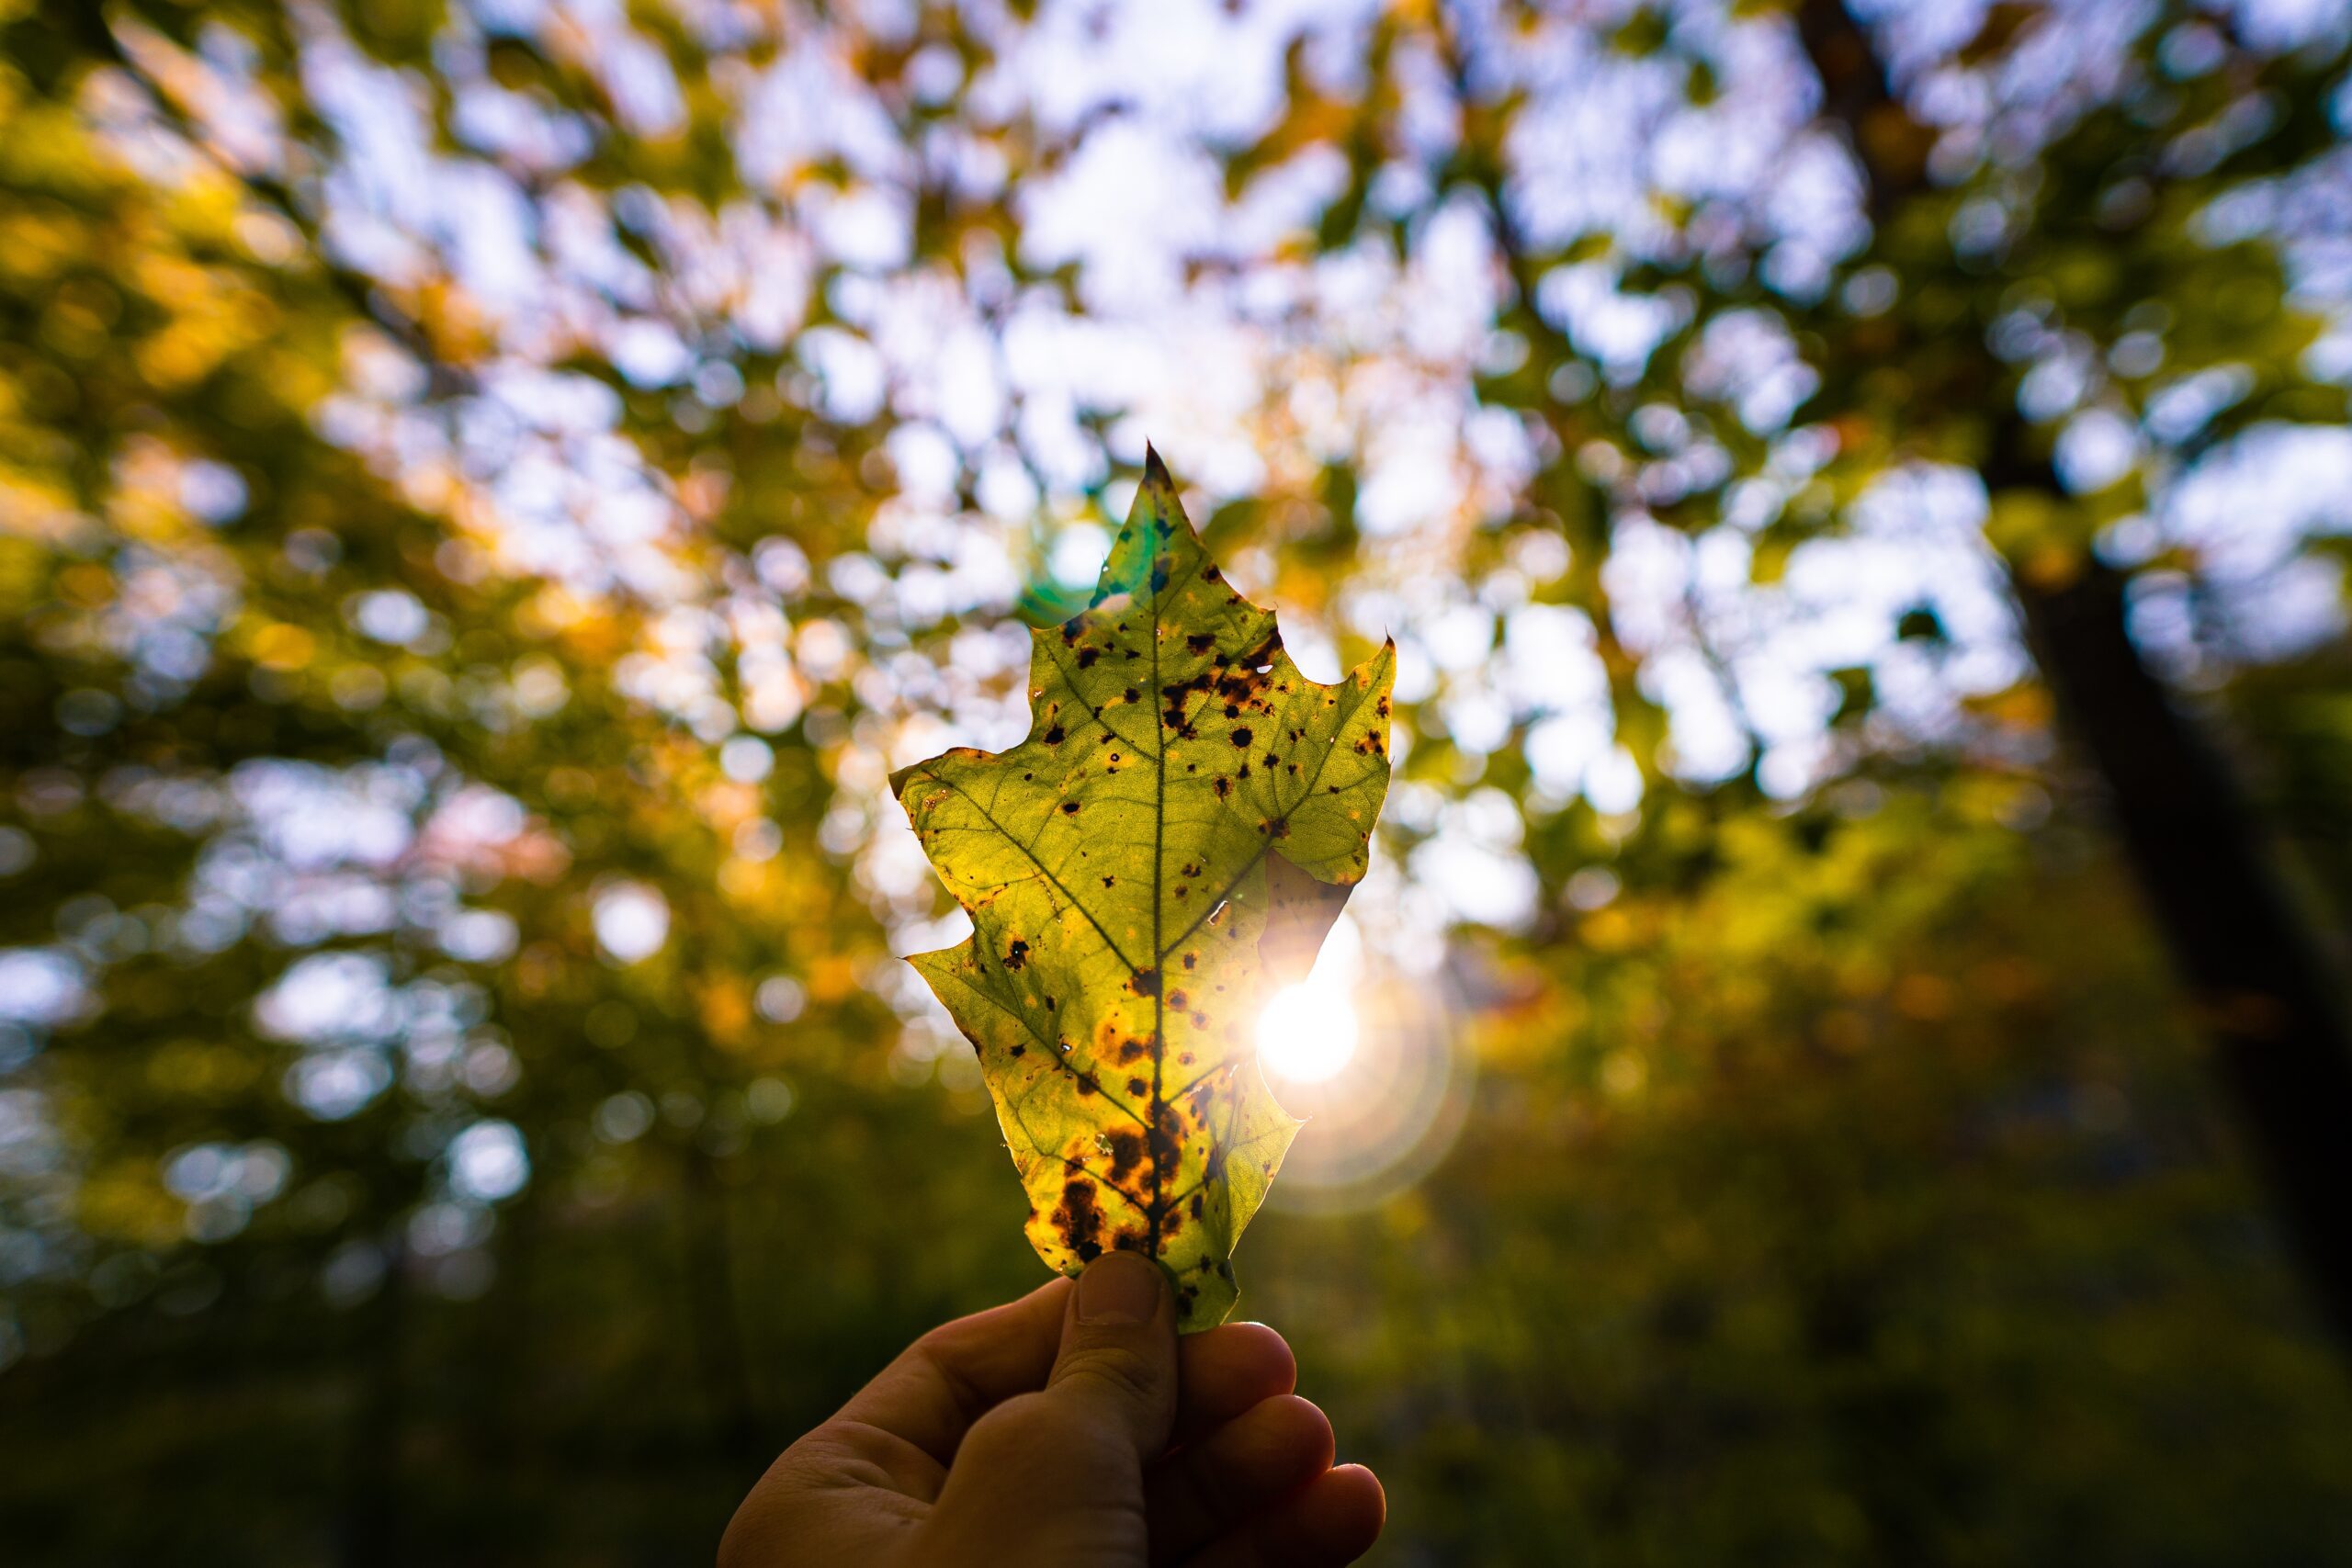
[918,1253,1177,1565]
[1041,1250,1180,1456]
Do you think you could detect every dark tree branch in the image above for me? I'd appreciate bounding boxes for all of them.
[1793,0,1932,222]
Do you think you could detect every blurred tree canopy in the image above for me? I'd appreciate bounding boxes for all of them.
[4,0,2352,1562]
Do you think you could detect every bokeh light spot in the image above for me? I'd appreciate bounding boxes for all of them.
[593,882,670,964]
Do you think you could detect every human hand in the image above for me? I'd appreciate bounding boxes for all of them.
[718,1251,1384,1567]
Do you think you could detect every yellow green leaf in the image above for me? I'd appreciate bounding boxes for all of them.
[891,450,1396,1329]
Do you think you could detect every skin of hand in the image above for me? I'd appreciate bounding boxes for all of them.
[718,1251,1385,1568]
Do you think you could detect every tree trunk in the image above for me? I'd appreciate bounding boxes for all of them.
[337,1242,405,1568]
[1799,0,2352,1344]
[2011,555,2352,1340]
[681,1145,763,1479]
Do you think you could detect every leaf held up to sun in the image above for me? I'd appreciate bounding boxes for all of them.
[892,451,1396,1330]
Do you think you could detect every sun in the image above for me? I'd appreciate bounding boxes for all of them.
[1257,978,1360,1085]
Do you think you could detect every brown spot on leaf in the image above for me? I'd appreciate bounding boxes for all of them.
[1056,1178,1104,1262]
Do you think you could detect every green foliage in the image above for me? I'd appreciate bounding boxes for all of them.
[895,457,1394,1328]
[3,1,2351,1562]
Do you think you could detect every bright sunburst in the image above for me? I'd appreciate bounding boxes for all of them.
[1257,976,1360,1084]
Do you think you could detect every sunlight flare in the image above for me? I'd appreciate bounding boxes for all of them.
[1258,979,1360,1084]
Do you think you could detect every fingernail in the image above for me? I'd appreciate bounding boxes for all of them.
[1077,1251,1163,1325]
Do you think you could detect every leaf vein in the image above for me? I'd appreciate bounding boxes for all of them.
[1156,671,1382,963]
[926,775,1143,972]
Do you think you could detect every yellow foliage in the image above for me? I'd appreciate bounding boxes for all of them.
[251,622,318,671]
[77,1165,186,1249]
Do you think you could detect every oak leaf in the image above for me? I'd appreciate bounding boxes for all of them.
[892,451,1395,1329]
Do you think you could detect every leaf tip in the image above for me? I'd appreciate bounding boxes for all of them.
[1141,441,1174,491]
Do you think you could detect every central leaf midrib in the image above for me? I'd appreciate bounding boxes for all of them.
[1147,512,1170,1259]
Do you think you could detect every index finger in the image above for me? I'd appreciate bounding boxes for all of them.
[836,1275,1073,1463]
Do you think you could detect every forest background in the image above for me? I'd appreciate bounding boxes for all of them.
[6,0,2352,1562]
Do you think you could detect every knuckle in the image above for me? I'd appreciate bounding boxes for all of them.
[1057,1346,1165,1410]
[1272,1392,1335,1457]
[958,1392,1127,1488]
[910,1316,973,1360]
[960,1392,1072,1458]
